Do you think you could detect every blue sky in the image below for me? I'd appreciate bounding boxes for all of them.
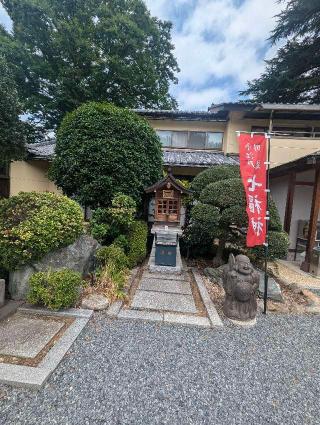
[0,0,283,111]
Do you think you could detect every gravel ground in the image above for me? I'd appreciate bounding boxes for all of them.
[1,313,319,425]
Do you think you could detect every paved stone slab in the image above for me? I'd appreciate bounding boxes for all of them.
[106,300,123,317]
[164,313,211,328]
[142,271,189,281]
[0,309,92,389]
[131,290,198,314]
[139,278,192,295]
[118,309,163,322]
[0,313,64,358]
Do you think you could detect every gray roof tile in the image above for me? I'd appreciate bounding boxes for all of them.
[26,142,239,168]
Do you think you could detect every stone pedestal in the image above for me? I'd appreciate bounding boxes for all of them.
[0,279,5,308]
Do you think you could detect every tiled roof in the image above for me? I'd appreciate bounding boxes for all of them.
[133,109,228,122]
[27,141,56,159]
[163,150,239,167]
[26,142,239,168]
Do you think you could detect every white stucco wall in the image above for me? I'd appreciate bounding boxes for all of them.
[270,170,316,249]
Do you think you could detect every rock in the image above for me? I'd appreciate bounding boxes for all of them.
[0,279,5,307]
[204,265,226,287]
[9,234,100,300]
[81,294,110,311]
[257,271,284,303]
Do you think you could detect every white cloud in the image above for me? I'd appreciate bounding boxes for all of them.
[0,5,12,31]
[145,0,283,109]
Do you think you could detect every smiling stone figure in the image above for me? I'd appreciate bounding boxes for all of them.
[222,254,260,323]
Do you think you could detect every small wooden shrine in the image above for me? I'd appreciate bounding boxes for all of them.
[145,173,191,225]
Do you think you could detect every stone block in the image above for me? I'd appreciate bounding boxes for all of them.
[9,234,99,300]
[131,290,198,314]
[118,309,163,322]
[139,278,192,295]
[81,294,110,311]
[163,313,211,328]
[258,271,284,302]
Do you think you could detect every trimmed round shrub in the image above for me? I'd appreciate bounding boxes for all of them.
[249,231,289,261]
[27,269,84,310]
[127,221,148,268]
[191,165,240,199]
[220,205,248,228]
[0,192,83,271]
[50,102,163,207]
[96,244,129,271]
[200,178,246,208]
[190,203,220,234]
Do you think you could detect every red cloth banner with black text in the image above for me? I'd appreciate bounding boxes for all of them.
[238,134,267,247]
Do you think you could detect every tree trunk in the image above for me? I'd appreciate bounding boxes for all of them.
[212,237,226,268]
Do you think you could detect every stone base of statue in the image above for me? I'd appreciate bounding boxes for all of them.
[222,254,259,324]
[228,317,257,327]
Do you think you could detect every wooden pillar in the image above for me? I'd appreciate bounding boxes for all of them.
[283,172,296,234]
[301,167,320,272]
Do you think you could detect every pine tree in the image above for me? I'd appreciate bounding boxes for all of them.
[241,0,320,103]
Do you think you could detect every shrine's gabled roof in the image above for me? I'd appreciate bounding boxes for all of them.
[144,174,192,195]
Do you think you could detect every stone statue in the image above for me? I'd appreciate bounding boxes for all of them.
[222,254,260,322]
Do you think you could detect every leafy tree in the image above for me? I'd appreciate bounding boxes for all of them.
[1,0,179,130]
[185,166,288,264]
[50,102,163,208]
[90,193,137,245]
[241,0,320,103]
[0,54,26,164]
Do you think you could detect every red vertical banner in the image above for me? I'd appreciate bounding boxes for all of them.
[238,133,267,247]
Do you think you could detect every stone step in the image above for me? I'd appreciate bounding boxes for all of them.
[131,290,198,314]
[142,271,189,281]
[139,278,192,295]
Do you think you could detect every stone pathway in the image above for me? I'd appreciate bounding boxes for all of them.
[117,268,223,328]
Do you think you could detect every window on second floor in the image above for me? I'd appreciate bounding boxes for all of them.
[156,130,224,150]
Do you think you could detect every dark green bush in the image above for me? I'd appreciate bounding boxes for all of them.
[27,269,84,310]
[200,178,246,208]
[0,192,83,271]
[90,193,136,245]
[127,221,148,268]
[269,198,283,231]
[113,234,129,252]
[191,165,240,199]
[96,244,129,271]
[190,203,220,234]
[186,165,288,263]
[50,102,163,207]
[249,231,289,261]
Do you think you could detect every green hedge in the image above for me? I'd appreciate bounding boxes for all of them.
[96,244,129,271]
[191,165,240,199]
[27,269,84,310]
[249,231,289,261]
[90,193,136,245]
[0,192,83,271]
[200,178,246,208]
[50,102,163,207]
[127,221,148,268]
